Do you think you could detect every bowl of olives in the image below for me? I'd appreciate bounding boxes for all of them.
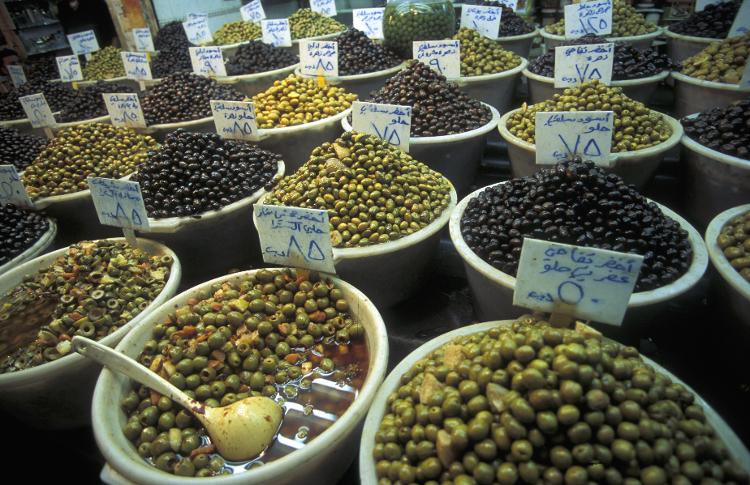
[0,209,56,276]
[496,28,540,59]
[664,0,741,63]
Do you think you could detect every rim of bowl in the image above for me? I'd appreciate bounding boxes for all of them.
[214,37,262,50]
[680,114,750,170]
[296,61,406,82]
[663,27,722,42]
[257,107,353,138]
[291,31,346,44]
[145,115,215,131]
[219,63,299,82]
[705,204,750,302]
[53,114,111,130]
[540,26,663,42]
[497,27,539,41]
[0,110,61,126]
[0,237,182,388]
[31,173,134,209]
[448,181,708,308]
[77,76,131,86]
[0,217,57,275]
[92,267,388,485]
[455,57,528,83]
[523,67,669,86]
[671,71,750,92]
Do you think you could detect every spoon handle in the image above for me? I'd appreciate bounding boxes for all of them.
[72,336,201,415]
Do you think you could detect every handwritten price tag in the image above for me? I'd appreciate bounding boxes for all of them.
[261,19,292,47]
[310,0,337,18]
[189,47,226,77]
[554,43,613,87]
[352,8,384,39]
[56,55,83,82]
[0,165,33,208]
[241,0,266,23]
[210,100,258,141]
[564,0,613,38]
[132,28,155,52]
[413,40,461,79]
[728,0,750,37]
[535,111,614,166]
[103,93,146,128]
[19,93,55,128]
[67,30,100,55]
[514,238,643,325]
[183,15,213,45]
[254,204,336,274]
[461,5,502,39]
[299,40,338,77]
[121,52,152,81]
[8,65,26,87]
[89,178,150,231]
[352,101,411,151]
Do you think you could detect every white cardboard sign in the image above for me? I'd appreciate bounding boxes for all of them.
[254,204,336,274]
[460,5,502,39]
[210,100,259,141]
[189,47,226,77]
[19,93,55,128]
[310,0,337,17]
[103,93,146,128]
[728,0,750,38]
[352,101,412,152]
[67,30,100,55]
[514,238,643,326]
[413,40,461,79]
[564,0,613,38]
[299,40,338,77]
[352,8,385,39]
[183,15,213,45]
[121,52,152,80]
[8,65,26,87]
[535,111,614,166]
[132,28,155,52]
[241,0,266,22]
[0,165,33,208]
[261,19,292,47]
[554,43,613,87]
[89,177,150,231]
[56,55,83,82]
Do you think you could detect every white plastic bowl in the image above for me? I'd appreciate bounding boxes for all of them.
[454,59,528,114]
[448,182,709,324]
[498,107,683,189]
[92,268,388,485]
[142,116,216,141]
[296,62,406,99]
[540,27,662,51]
[217,37,262,58]
[672,71,750,119]
[663,28,720,63]
[705,204,750,327]
[496,28,539,58]
[524,68,669,105]
[0,217,57,275]
[342,104,500,194]
[0,237,181,428]
[682,117,750,230]
[221,64,299,98]
[359,319,750,484]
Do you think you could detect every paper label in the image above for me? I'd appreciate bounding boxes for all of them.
[728,0,750,37]
[103,93,146,128]
[121,52,152,80]
[351,101,411,152]
[0,165,33,208]
[262,19,292,47]
[310,0,337,17]
[254,204,336,274]
[352,8,384,39]
[189,47,226,77]
[210,100,258,141]
[67,30,100,55]
[695,0,721,11]
[8,65,26,87]
[183,15,213,45]
[413,40,461,79]
[535,111,614,166]
[241,0,266,22]
[19,93,55,128]
[740,62,750,89]
[299,40,338,77]
[460,5,502,39]
[564,0,613,38]
[56,55,83,82]
[132,28,155,52]
[89,178,150,231]
[554,43,613,87]
[514,238,643,326]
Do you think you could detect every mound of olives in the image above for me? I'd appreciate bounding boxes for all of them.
[454,28,522,76]
[211,21,262,45]
[82,46,126,81]
[545,0,657,37]
[0,204,49,267]
[289,8,346,40]
[669,0,741,39]
[151,49,192,79]
[0,127,47,171]
[680,32,750,84]
[718,210,750,282]
[57,81,137,123]
[154,21,191,52]
[336,29,402,76]
[682,99,749,159]
[225,41,298,76]
[0,80,71,121]
[383,0,456,58]
[462,2,534,37]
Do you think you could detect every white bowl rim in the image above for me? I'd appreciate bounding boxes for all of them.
[455,57,528,83]
[523,67,669,86]
[540,26,663,41]
[257,107,353,138]
[31,173,133,209]
[218,63,299,82]
[53,114,111,129]
[0,236,182,388]
[0,217,57,275]
[295,61,406,82]
[705,204,750,302]
[496,27,540,41]
[671,70,750,92]
[214,37,262,50]
[77,76,132,85]
[145,115,215,131]
[448,181,708,308]
[92,267,388,485]
[680,113,750,169]
[291,30,346,44]
[663,27,722,42]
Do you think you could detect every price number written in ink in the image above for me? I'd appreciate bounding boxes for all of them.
[132,28,155,52]
[352,8,384,39]
[0,165,33,208]
[19,93,55,128]
[189,47,226,77]
[241,0,266,23]
[564,0,612,38]
[254,205,336,274]
[121,52,152,80]
[413,40,461,79]
[300,40,338,77]
[310,0,337,17]
[728,0,750,37]
[535,111,614,166]
[103,93,146,128]
[351,101,412,152]
[67,30,100,55]
[183,14,212,45]
[8,65,26,87]
[261,19,292,47]
[89,178,150,231]
[56,55,83,82]
[554,43,613,87]
[460,5,502,39]
[514,238,643,325]
[210,100,259,141]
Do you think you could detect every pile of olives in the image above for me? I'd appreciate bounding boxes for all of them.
[265,131,453,248]
[545,0,658,37]
[454,28,522,76]
[57,81,137,123]
[0,80,71,120]
[460,160,692,292]
[507,81,672,152]
[383,0,456,58]
[0,240,173,373]
[718,210,750,282]
[682,99,749,159]
[252,74,357,128]
[0,204,49,267]
[82,46,126,81]
[154,21,191,51]
[669,0,741,39]
[22,123,157,199]
[132,130,282,218]
[0,127,47,171]
[462,2,534,37]
[336,29,402,76]
[289,8,346,40]
[24,55,57,82]
[152,49,192,79]
[225,41,298,76]
[680,32,750,84]
[120,268,367,477]
[211,21,262,45]
[372,315,749,484]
